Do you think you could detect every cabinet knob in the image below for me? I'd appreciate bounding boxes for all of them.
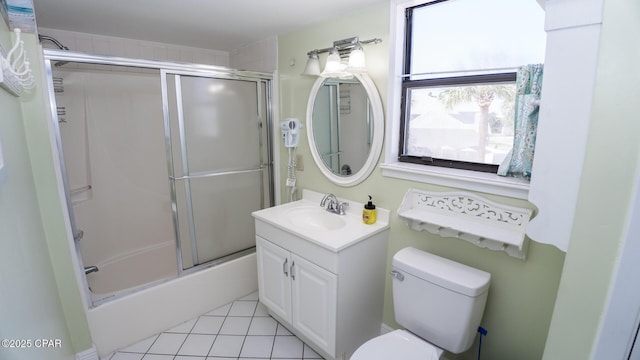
[283,258,289,277]
[291,261,296,280]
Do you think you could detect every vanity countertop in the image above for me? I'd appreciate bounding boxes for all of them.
[252,189,390,252]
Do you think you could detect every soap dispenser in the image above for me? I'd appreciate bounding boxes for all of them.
[363,195,377,225]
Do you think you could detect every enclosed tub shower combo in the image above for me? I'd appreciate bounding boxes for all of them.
[43,48,274,354]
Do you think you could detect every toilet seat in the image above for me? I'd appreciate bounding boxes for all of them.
[350,329,443,360]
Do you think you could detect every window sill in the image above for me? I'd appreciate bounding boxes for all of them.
[380,161,529,200]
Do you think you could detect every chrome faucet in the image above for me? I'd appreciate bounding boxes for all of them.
[320,193,349,215]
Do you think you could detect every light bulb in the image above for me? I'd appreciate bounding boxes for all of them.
[321,48,347,78]
[302,52,321,76]
[347,43,367,74]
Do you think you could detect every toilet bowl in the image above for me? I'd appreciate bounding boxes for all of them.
[350,247,490,360]
[350,329,444,360]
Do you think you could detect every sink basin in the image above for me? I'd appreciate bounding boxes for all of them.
[252,189,389,251]
[286,206,347,231]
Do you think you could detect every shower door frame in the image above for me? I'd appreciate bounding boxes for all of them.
[43,49,275,308]
[161,69,274,273]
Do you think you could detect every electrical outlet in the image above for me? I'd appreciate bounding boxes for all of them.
[296,154,304,171]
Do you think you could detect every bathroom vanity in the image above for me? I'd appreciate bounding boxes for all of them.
[252,190,390,360]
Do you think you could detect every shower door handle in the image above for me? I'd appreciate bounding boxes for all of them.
[283,258,289,277]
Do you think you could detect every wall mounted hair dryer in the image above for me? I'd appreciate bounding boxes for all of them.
[280,118,302,148]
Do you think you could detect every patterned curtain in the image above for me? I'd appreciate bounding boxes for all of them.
[498,64,544,180]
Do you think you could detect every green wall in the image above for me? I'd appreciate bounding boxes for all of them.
[278,3,565,359]
[19,39,93,354]
[542,0,640,357]
[0,21,79,360]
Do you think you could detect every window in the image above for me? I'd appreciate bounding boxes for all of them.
[398,0,546,173]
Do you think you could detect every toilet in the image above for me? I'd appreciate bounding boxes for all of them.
[351,247,491,360]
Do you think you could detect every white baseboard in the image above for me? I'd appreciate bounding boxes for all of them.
[76,344,99,360]
[380,323,394,335]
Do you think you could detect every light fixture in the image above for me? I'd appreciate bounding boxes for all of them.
[301,36,381,78]
[346,42,366,74]
[320,47,347,78]
[301,51,321,76]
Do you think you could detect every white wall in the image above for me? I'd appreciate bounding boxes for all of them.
[39,27,230,66]
[229,36,278,73]
[39,27,279,74]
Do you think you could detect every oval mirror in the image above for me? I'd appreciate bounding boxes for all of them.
[306,73,384,187]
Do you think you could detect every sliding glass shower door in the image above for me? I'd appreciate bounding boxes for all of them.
[163,71,272,270]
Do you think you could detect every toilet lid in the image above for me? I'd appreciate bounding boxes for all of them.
[351,330,441,360]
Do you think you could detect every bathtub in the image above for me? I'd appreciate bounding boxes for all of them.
[86,241,178,304]
[86,252,258,357]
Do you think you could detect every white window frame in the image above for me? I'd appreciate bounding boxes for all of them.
[381,0,531,200]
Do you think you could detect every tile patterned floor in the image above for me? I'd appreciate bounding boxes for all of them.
[103,292,325,360]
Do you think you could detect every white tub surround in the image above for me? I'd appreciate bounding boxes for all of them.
[397,189,533,260]
[88,241,177,303]
[87,253,258,357]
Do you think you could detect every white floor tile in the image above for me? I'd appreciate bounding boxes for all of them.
[141,355,173,360]
[272,335,304,358]
[119,335,158,353]
[191,316,225,334]
[248,316,278,335]
[254,301,270,316]
[229,300,258,316]
[166,318,196,333]
[276,323,293,336]
[208,335,244,357]
[109,293,326,360]
[110,353,144,360]
[147,333,187,355]
[239,335,274,358]
[240,291,259,300]
[206,303,231,316]
[177,334,216,356]
[303,344,323,359]
[220,316,252,335]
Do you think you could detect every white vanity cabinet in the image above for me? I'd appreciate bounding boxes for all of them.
[252,191,390,360]
[257,236,337,353]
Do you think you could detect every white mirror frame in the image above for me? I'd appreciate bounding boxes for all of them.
[306,73,384,187]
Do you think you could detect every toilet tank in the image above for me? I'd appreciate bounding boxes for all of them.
[392,247,491,354]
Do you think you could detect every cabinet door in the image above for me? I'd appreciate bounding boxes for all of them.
[256,236,291,323]
[291,254,337,355]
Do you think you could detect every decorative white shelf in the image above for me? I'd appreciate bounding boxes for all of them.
[397,189,533,260]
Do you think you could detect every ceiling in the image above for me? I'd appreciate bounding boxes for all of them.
[31,0,388,52]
